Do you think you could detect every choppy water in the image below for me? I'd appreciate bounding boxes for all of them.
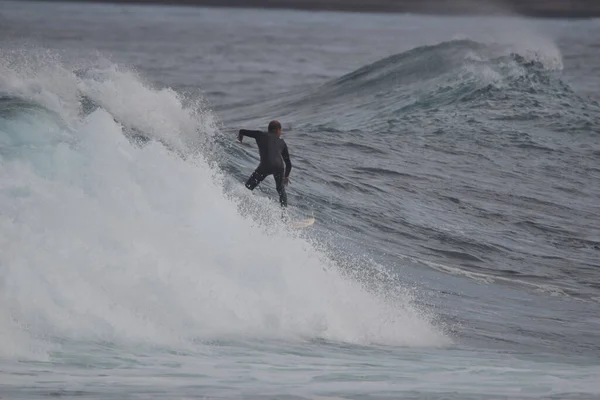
[1,1,599,399]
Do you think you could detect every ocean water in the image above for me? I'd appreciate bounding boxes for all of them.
[1,1,599,399]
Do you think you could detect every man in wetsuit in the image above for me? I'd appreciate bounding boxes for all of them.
[237,120,292,207]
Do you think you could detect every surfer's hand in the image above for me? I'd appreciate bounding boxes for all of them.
[284,177,290,185]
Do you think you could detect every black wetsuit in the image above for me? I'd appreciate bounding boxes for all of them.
[239,129,292,207]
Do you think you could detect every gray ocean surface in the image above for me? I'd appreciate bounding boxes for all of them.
[1,1,599,399]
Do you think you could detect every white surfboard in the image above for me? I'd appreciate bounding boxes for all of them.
[287,217,315,229]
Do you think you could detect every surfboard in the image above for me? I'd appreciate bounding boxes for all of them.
[287,217,315,229]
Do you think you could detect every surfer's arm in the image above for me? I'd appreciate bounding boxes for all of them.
[282,144,292,178]
[238,129,263,142]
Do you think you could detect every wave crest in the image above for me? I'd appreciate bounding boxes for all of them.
[273,39,594,132]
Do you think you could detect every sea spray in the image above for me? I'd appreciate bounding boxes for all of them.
[0,50,449,361]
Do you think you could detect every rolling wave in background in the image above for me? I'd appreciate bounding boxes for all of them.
[237,38,597,132]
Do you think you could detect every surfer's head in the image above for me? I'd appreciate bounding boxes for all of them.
[268,120,282,136]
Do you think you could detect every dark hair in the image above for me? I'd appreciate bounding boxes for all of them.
[268,120,281,133]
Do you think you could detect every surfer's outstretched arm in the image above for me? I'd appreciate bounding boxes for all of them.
[238,129,263,142]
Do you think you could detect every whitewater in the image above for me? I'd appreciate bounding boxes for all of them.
[1,1,600,399]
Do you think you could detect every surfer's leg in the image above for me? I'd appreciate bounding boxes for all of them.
[274,169,287,207]
[245,169,267,190]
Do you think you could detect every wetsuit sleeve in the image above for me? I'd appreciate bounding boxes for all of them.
[238,129,264,139]
[282,143,292,177]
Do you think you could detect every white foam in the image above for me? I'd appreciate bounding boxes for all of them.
[0,53,449,361]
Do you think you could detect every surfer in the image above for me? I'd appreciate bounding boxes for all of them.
[237,120,292,207]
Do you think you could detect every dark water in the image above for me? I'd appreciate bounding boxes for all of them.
[0,1,599,399]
